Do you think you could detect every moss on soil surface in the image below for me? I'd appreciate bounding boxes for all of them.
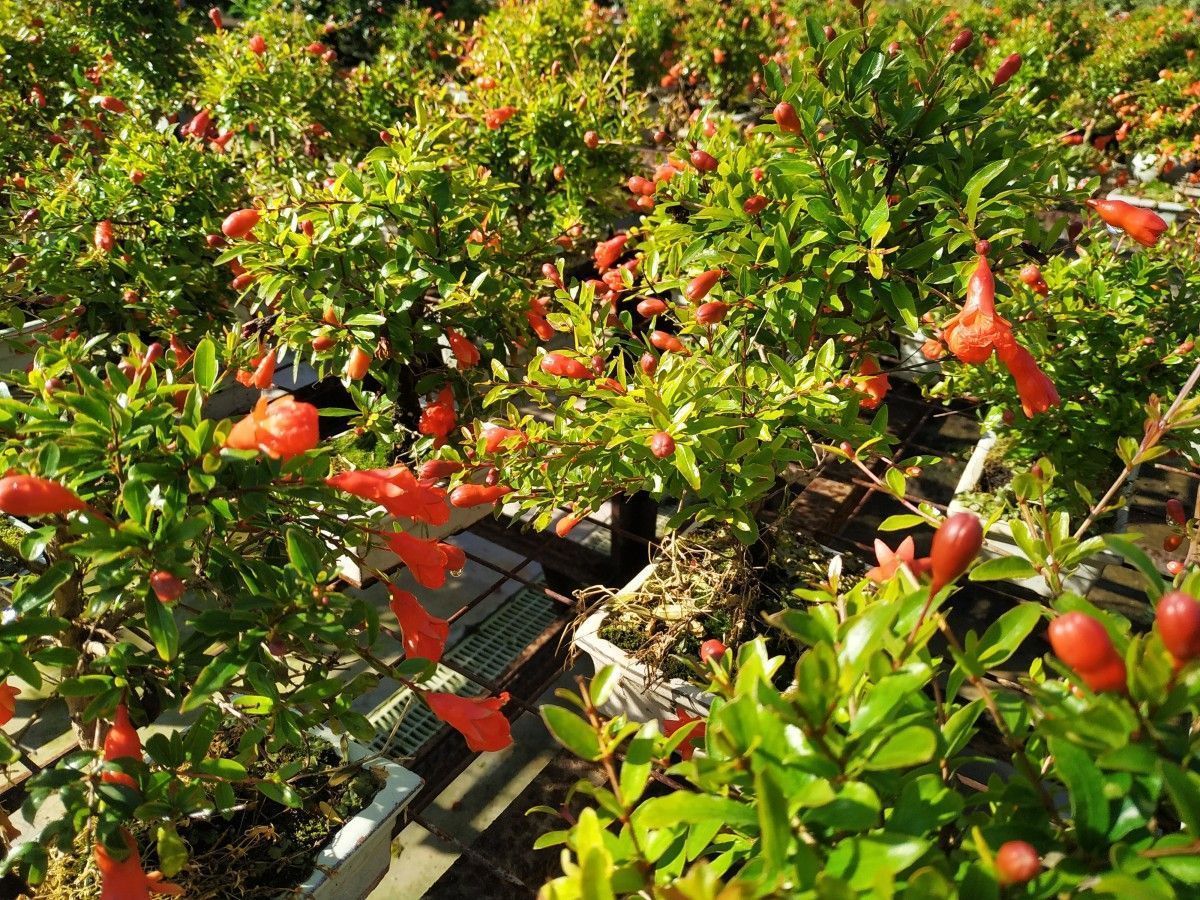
[328,428,395,473]
[597,526,866,681]
[36,727,382,900]
[0,518,29,581]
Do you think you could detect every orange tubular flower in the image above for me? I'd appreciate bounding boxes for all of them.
[425,691,513,752]
[1087,198,1168,247]
[0,475,87,516]
[326,466,450,526]
[0,682,19,726]
[225,396,320,460]
[942,256,1013,364]
[383,531,452,589]
[388,585,449,662]
[996,340,1059,417]
[855,357,890,410]
[445,328,480,368]
[418,386,457,446]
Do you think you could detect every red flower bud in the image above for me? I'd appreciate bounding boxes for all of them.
[650,431,675,458]
[773,102,801,134]
[996,840,1040,886]
[690,150,719,172]
[699,639,726,662]
[1048,612,1113,671]
[1157,591,1200,662]
[992,53,1022,88]
[948,28,973,54]
[685,269,723,303]
[540,352,595,380]
[1167,498,1188,525]
[695,301,730,325]
[650,330,686,354]
[1087,198,1167,247]
[637,298,668,318]
[222,208,260,240]
[928,512,983,594]
[149,571,185,604]
[0,475,87,516]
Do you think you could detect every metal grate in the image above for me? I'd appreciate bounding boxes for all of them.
[367,586,559,760]
[368,666,486,760]
[445,587,560,680]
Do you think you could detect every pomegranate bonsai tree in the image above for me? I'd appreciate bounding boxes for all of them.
[0,337,510,892]
[537,443,1200,894]
[461,1,1071,543]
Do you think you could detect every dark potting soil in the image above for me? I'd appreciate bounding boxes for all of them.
[35,728,382,900]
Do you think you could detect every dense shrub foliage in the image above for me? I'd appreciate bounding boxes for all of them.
[4,0,1200,896]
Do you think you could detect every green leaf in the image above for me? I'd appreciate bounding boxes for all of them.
[1163,762,1200,836]
[193,338,218,392]
[968,556,1038,582]
[181,656,242,712]
[976,604,1043,669]
[862,725,936,771]
[541,705,601,761]
[635,793,757,829]
[156,825,188,877]
[256,780,303,808]
[1102,535,1165,600]
[878,514,926,532]
[964,160,1008,229]
[1050,737,1109,850]
[589,666,618,709]
[285,527,323,583]
[754,766,790,873]
[144,597,179,662]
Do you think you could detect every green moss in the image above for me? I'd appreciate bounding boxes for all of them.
[328,429,396,473]
[0,518,29,580]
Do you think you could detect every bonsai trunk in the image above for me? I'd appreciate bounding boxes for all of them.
[51,560,101,749]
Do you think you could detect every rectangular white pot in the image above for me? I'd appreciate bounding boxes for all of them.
[949,432,1127,597]
[296,732,423,900]
[573,563,712,725]
[0,319,44,375]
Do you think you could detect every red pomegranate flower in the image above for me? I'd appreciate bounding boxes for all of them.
[388,585,449,662]
[942,256,1013,364]
[663,707,707,760]
[426,691,512,752]
[855,357,890,410]
[867,536,917,582]
[225,396,319,459]
[326,466,450,526]
[996,341,1060,418]
[0,682,19,727]
[418,386,457,446]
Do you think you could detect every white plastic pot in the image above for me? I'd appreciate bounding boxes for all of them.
[0,319,44,375]
[949,432,1128,597]
[296,732,423,899]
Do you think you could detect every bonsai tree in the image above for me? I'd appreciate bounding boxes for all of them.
[454,0,649,242]
[0,336,511,893]
[455,1,1072,544]
[3,107,247,339]
[191,5,380,184]
[535,374,1200,895]
[223,112,537,432]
